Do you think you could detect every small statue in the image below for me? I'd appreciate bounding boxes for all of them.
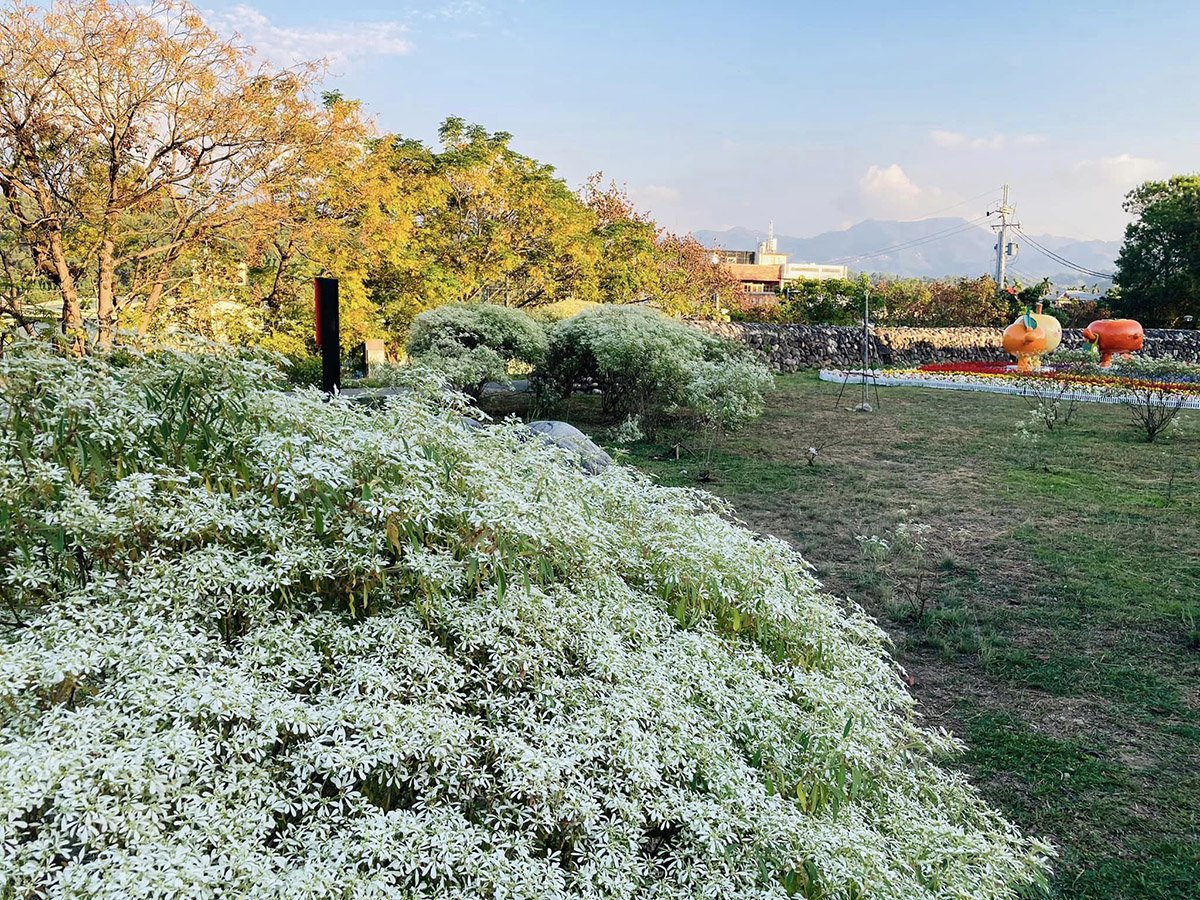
[1082,319,1143,367]
[1003,302,1062,372]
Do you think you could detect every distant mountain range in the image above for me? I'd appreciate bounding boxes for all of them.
[692,218,1121,287]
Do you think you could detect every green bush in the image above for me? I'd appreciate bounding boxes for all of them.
[0,343,1051,896]
[283,353,324,386]
[1047,347,1098,368]
[406,303,548,395]
[1111,355,1200,381]
[541,305,773,430]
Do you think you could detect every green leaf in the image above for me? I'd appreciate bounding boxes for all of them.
[673,594,688,626]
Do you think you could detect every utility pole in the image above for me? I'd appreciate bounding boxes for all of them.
[993,184,1015,288]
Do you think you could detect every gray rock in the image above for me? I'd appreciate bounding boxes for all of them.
[527,420,612,475]
[480,378,532,396]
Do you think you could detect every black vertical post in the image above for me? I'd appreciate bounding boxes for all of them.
[314,277,340,394]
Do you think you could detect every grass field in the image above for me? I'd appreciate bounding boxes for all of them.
[488,373,1200,899]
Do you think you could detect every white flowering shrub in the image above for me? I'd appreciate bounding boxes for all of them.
[407,304,548,396]
[1011,415,1046,469]
[610,415,645,445]
[0,344,1050,898]
[541,306,773,430]
[677,357,775,434]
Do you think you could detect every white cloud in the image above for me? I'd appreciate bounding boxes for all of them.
[858,164,944,218]
[1072,153,1161,186]
[210,5,413,66]
[929,130,1043,150]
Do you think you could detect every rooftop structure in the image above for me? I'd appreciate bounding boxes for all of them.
[709,224,849,296]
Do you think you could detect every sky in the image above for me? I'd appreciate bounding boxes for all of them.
[205,0,1200,242]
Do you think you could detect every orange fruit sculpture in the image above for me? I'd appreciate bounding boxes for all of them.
[1082,318,1144,367]
[1002,302,1062,372]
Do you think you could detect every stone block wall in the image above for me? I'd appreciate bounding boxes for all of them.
[698,323,1200,372]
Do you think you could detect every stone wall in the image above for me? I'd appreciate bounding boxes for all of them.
[698,323,1200,372]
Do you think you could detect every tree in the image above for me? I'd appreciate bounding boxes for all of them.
[777,275,870,325]
[0,0,342,349]
[1114,175,1200,326]
[385,118,601,313]
[579,173,659,304]
[653,232,741,318]
[218,98,420,356]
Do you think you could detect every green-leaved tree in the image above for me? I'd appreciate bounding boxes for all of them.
[1114,175,1200,326]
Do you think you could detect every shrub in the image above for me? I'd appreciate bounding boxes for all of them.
[1058,298,1111,328]
[678,355,776,479]
[406,303,548,396]
[283,352,324,386]
[1046,347,1098,368]
[1014,351,1092,431]
[1109,357,1195,442]
[727,292,781,323]
[541,305,772,429]
[856,522,955,620]
[0,344,1051,897]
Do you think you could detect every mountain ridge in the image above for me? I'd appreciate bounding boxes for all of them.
[692,218,1120,286]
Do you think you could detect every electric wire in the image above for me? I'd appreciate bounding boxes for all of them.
[910,186,1004,221]
[1014,230,1111,278]
[832,214,994,264]
[1012,228,1114,279]
[837,215,991,261]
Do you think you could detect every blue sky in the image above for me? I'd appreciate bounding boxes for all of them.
[207,0,1200,241]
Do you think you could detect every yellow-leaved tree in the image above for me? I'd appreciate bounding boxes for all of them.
[0,0,380,351]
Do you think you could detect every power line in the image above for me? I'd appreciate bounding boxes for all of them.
[1012,228,1114,279]
[912,186,1004,221]
[833,214,993,265]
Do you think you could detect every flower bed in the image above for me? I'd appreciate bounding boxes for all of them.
[915,360,1200,391]
[819,360,1200,409]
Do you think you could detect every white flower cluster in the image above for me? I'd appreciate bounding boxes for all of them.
[0,345,1051,898]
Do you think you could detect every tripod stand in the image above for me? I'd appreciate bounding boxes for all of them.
[833,289,883,412]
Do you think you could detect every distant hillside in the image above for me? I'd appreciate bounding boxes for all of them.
[693,218,1120,287]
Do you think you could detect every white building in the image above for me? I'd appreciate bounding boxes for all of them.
[783,262,848,281]
[711,222,849,294]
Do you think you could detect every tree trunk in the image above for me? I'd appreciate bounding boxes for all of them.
[138,277,166,336]
[49,230,85,355]
[96,234,116,349]
[8,160,86,354]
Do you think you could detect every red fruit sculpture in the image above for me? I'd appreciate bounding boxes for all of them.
[1082,319,1144,367]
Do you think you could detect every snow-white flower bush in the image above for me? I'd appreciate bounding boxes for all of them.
[406,304,548,397]
[0,343,1051,898]
[540,306,773,430]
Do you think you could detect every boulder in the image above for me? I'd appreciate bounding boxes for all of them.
[480,378,532,396]
[527,420,612,475]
